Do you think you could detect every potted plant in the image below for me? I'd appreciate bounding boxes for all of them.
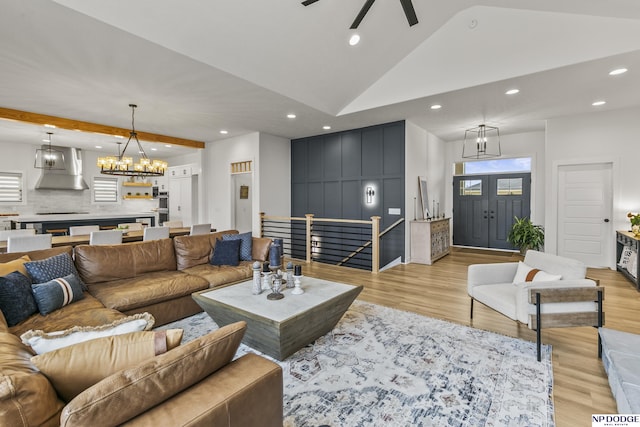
[507,216,545,254]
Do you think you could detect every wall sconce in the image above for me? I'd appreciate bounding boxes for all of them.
[366,186,375,204]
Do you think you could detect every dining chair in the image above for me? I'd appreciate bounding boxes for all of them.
[189,223,211,236]
[69,225,100,236]
[7,234,52,253]
[89,230,123,245]
[143,226,170,241]
[0,228,36,242]
[118,222,144,231]
[162,220,183,228]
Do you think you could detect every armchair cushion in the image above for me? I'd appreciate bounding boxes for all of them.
[512,261,562,283]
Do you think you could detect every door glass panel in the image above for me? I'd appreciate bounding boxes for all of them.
[496,178,522,195]
[460,179,482,196]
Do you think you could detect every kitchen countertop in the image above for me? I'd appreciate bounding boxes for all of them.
[11,212,157,222]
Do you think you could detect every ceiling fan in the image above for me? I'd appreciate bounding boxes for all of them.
[302,0,418,29]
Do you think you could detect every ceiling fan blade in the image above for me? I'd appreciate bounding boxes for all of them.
[399,0,418,26]
[301,0,320,6]
[350,0,376,29]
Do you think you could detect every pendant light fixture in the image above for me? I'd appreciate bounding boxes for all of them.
[462,124,501,159]
[97,104,168,177]
[34,132,66,170]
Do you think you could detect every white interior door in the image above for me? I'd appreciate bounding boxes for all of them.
[557,163,613,267]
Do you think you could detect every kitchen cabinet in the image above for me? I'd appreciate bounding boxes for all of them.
[169,176,196,226]
[168,165,193,178]
[410,218,450,265]
[152,175,168,192]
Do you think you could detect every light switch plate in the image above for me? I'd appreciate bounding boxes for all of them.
[388,208,401,215]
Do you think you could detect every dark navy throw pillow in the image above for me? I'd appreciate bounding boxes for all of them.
[0,272,38,327]
[222,232,253,261]
[24,253,86,290]
[210,239,241,266]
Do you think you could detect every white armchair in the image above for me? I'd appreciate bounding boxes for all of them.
[468,250,604,361]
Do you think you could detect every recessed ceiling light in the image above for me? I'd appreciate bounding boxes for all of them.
[323,125,331,130]
[349,34,360,46]
[164,144,172,148]
[287,114,296,119]
[505,89,520,95]
[41,138,49,142]
[592,100,606,106]
[609,68,628,76]
[44,124,56,128]
[150,147,157,151]
[220,130,228,134]
[114,135,124,139]
[430,104,442,110]
[95,145,102,149]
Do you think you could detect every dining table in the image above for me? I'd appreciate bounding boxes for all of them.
[0,227,213,253]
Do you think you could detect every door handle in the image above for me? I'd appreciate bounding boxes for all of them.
[604,218,610,223]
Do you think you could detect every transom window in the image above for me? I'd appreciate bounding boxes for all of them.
[454,157,532,175]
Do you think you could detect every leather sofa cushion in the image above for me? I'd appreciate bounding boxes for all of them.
[0,246,73,264]
[173,230,238,270]
[60,322,247,427]
[183,262,253,288]
[0,332,64,427]
[74,239,177,284]
[32,329,183,402]
[122,353,283,427]
[87,271,209,312]
[9,293,125,338]
[252,237,271,262]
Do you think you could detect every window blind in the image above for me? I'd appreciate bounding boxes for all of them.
[0,172,23,203]
[93,177,118,203]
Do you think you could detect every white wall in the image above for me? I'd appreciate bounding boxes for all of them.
[257,133,291,233]
[202,132,290,235]
[545,107,638,261]
[445,130,546,226]
[405,121,427,261]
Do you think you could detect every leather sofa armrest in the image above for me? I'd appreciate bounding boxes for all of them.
[467,262,518,294]
[122,353,283,427]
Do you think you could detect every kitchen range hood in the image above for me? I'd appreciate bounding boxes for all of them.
[35,145,89,190]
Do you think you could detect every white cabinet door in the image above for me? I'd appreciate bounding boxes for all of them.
[153,175,168,191]
[169,177,193,226]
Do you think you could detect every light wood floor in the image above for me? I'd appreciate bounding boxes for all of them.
[299,248,640,427]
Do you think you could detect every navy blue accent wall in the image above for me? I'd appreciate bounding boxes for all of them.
[291,121,405,269]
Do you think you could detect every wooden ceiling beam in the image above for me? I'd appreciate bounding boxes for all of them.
[0,107,205,149]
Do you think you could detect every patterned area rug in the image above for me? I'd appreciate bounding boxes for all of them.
[158,301,554,427]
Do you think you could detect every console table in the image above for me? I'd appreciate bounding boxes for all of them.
[616,230,639,289]
[410,218,450,265]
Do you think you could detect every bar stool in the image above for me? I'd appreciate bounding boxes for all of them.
[45,228,68,236]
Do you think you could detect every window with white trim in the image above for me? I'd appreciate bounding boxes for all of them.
[0,172,23,203]
[93,177,118,203]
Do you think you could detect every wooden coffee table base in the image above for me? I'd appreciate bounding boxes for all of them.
[193,278,362,360]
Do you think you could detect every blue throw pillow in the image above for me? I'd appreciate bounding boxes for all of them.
[222,232,253,261]
[0,272,38,327]
[24,253,86,290]
[210,239,241,266]
[31,273,85,316]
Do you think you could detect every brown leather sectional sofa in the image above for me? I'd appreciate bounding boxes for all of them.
[0,230,283,427]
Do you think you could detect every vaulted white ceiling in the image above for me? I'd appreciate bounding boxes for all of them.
[1,0,640,153]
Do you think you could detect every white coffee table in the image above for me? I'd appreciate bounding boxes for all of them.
[192,277,362,360]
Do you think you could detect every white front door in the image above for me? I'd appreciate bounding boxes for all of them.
[557,163,613,268]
